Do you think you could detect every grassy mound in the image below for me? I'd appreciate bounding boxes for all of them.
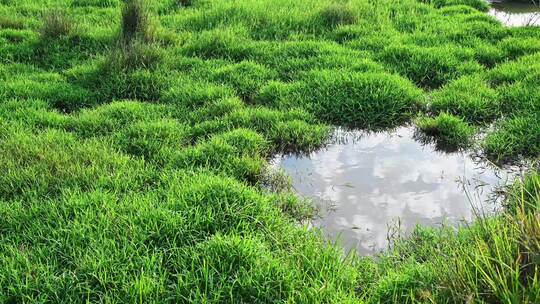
[258,70,422,129]
[416,112,475,150]
[429,75,500,124]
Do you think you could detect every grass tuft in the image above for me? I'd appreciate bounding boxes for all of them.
[120,0,154,45]
[416,112,475,150]
[177,0,192,7]
[40,9,74,40]
[258,70,423,129]
[319,3,358,27]
[484,115,540,163]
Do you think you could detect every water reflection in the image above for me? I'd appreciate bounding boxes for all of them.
[271,127,522,255]
[489,0,540,26]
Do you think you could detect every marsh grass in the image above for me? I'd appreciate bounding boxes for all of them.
[120,0,155,45]
[416,112,475,150]
[319,3,358,27]
[484,115,540,162]
[40,9,74,40]
[429,75,501,124]
[1,0,539,302]
[177,0,192,7]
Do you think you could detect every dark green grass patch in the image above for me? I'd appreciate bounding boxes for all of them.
[318,3,358,27]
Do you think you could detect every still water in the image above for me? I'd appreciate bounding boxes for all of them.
[489,0,540,26]
[271,127,522,255]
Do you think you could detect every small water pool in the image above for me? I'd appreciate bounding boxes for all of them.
[271,127,524,255]
[489,0,540,26]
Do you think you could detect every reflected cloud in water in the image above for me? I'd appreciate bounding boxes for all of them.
[489,0,540,27]
[271,127,522,255]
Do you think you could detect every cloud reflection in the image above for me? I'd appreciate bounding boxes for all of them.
[273,127,515,255]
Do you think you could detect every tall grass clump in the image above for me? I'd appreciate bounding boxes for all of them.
[120,0,155,45]
[78,0,164,102]
[177,0,192,7]
[442,173,540,302]
[319,3,358,27]
[40,9,74,39]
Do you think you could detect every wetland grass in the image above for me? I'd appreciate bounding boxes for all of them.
[0,0,539,302]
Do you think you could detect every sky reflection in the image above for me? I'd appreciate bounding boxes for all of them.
[272,127,519,255]
[489,1,540,27]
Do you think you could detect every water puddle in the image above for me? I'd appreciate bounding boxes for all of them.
[489,0,540,26]
[271,127,524,255]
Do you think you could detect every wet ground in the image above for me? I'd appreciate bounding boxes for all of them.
[271,127,525,255]
[489,0,540,26]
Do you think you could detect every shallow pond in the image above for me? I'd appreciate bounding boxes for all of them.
[489,0,540,26]
[271,127,524,255]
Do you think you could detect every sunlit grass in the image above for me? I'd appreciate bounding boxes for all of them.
[0,0,539,302]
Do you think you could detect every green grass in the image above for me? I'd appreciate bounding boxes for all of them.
[40,9,75,40]
[429,74,500,124]
[416,112,475,150]
[257,70,423,129]
[484,114,540,162]
[0,0,539,302]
